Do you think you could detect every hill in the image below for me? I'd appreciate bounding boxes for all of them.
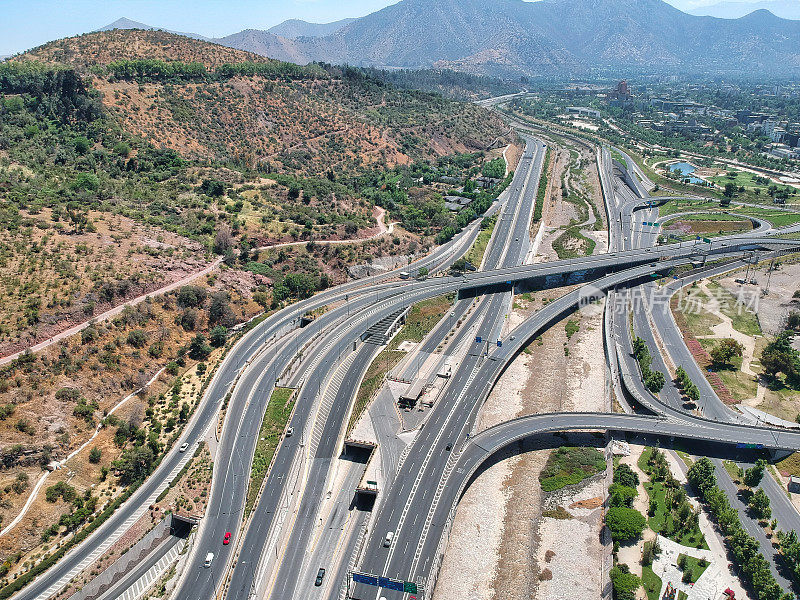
[17,29,508,171]
[266,18,356,38]
[689,0,800,20]
[215,0,800,76]
[97,17,210,41]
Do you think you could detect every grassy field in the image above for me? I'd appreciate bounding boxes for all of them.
[698,340,758,402]
[347,294,453,435]
[706,281,761,336]
[552,227,596,259]
[678,554,709,583]
[638,448,708,550]
[246,387,296,516]
[777,452,800,477]
[539,446,606,492]
[642,566,663,600]
[709,169,799,195]
[676,287,723,336]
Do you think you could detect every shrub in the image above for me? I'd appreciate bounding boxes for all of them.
[126,330,148,348]
[81,326,99,345]
[188,334,212,360]
[613,463,639,489]
[176,286,207,308]
[148,342,164,358]
[605,507,646,542]
[609,483,638,508]
[88,447,101,464]
[15,419,34,436]
[610,564,640,600]
[209,325,228,348]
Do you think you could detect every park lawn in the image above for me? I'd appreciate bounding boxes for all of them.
[658,199,719,217]
[639,448,708,550]
[552,226,596,259]
[709,170,765,190]
[678,554,709,583]
[706,281,761,336]
[676,287,724,336]
[642,566,663,600]
[758,382,800,424]
[666,213,748,222]
[539,446,606,492]
[723,460,743,483]
[697,340,758,402]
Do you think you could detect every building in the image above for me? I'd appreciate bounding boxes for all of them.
[608,80,635,107]
[567,106,601,118]
[789,476,800,494]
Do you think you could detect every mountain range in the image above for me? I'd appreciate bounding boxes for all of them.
[96,0,800,77]
[688,0,800,20]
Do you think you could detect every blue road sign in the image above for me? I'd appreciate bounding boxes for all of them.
[353,573,378,586]
[379,577,405,592]
[475,336,482,344]
[497,340,502,347]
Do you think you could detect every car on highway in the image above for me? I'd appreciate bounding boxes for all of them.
[384,531,394,547]
[204,552,214,568]
[223,532,231,545]
[315,568,326,586]
[286,426,294,437]
[179,443,188,453]
[445,442,453,451]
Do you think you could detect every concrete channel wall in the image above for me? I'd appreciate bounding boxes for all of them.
[70,517,172,600]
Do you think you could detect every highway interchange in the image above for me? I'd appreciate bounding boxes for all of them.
[13,129,800,600]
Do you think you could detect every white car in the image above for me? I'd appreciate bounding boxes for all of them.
[179,443,189,453]
[286,427,294,437]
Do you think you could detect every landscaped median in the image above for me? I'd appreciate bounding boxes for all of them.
[347,294,454,435]
[245,387,296,516]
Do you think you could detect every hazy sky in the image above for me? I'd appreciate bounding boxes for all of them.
[0,0,772,57]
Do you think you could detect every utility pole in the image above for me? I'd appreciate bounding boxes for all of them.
[764,257,776,295]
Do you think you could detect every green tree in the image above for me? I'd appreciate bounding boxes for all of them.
[609,483,638,508]
[711,338,744,368]
[613,463,639,489]
[645,371,666,393]
[605,507,646,542]
[176,285,207,308]
[88,447,102,464]
[208,292,235,326]
[73,136,90,154]
[113,445,155,484]
[688,457,717,495]
[188,334,212,360]
[201,179,225,197]
[610,564,641,600]
[749,487,771,520]
[761,331,800,383]
[209,325,228,347]
[744,459,767,488]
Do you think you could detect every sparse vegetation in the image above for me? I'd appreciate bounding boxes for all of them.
[539,446,606,492]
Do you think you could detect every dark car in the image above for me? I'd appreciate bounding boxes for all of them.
[445,442,453,451]
[223,531,231,545]
[315,568,326,586]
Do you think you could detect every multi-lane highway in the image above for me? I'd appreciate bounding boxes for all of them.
[14,129,800,600]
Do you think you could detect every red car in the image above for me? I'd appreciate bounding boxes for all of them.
[223,532,231,545]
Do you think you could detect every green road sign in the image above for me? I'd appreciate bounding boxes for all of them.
[404,581,418,593]
[702,237,712,243]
